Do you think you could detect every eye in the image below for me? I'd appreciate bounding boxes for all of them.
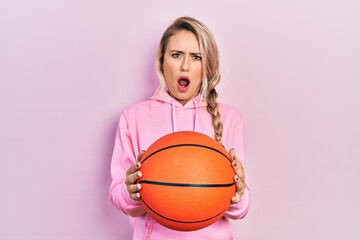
[171,53,181,59]
[193,55,202,61]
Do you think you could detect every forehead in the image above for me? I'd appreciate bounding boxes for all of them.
[166,30,200,52]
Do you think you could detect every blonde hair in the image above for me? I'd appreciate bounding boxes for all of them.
[155,16,223,143]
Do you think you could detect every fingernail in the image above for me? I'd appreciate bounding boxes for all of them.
[233,161,237,167]
[235,175,239,181]
[137,171,142,177]
[137,184,141,190]
[136,162,141,168]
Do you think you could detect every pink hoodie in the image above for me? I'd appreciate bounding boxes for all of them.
[109,91,250,240]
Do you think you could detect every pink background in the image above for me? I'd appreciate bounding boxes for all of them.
[1,0,359,239]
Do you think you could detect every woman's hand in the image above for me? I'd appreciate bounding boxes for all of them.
[229,148,247,204]
[125,150,145,203]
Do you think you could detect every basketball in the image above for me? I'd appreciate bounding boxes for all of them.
[138,131,236,231]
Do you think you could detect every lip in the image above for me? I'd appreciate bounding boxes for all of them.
[178,76,190,82]
[177,76,191,92]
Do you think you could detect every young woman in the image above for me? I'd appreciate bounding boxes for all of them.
[109,16,250,239]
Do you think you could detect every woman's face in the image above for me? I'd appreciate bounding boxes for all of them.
[162,30,203,105]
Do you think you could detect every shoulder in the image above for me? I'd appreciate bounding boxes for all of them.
[122,99,152,116]
[218,102,244,121]
[120,96,168,125]
[116,99,152,127]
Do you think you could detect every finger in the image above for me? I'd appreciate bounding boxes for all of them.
[231,181,246,204]
[233,161,245,182]
[232,163,245,183]
[136,150,145,162]
[230,148,246,181]
[129,192,141,202]
[230,148,242,169]
[231,192,241,204]
[234,175,246,194]
[126,161,142,176]
[127,183,142,194]
[229,148,236,160]
[125,170,142,185]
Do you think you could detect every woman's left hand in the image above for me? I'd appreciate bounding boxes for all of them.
[229,148,247,204]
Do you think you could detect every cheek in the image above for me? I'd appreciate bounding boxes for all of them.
[162,65,170,80]
[163,69,175,88]
[163,60,174,78]
[195,64,203,79]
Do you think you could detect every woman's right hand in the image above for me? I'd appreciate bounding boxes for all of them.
[125,150,144,202]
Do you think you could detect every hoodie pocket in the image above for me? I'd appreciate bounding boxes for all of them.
[144,222,179,240]
[144,220,233,240]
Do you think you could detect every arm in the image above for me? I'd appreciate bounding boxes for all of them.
[227,193,250,220]
[225,114,250,220]
[226,149,250,219]
[109,113,145,217]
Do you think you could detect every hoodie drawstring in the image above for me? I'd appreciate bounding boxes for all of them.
[171,101,177,132]
[193,99,198,132]
[171,99,200,133]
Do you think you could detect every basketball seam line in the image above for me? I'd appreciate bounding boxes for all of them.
[138,180,235,187]
[140,144,232,164]
[141,198,228,224]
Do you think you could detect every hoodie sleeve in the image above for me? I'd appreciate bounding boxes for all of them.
[226,188,250,219]
[225,112,250,220]
[109,113,145,217]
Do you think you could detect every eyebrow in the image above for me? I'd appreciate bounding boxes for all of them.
[169,50,201,55]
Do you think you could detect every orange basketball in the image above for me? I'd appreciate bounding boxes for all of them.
[138,131,236,231]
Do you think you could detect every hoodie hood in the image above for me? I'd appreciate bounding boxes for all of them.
[149,90,207,132]
[149,90,207,108]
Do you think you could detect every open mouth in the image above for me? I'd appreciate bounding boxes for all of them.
[178,77,190,87]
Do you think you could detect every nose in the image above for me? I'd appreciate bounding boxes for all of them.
[180,57,189,72]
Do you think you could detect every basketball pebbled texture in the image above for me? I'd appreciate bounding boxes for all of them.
[138,131,236,231]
